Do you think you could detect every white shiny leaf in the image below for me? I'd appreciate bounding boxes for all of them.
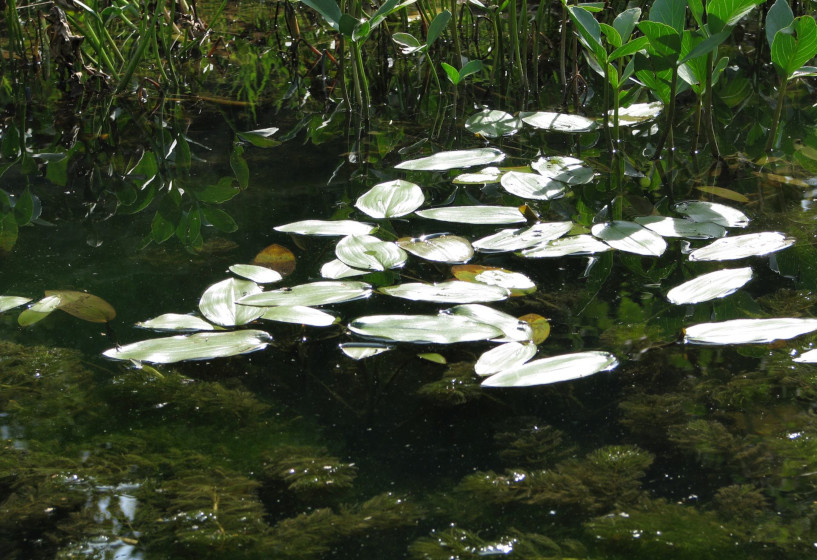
[520,234,612,258]
[475,342,538,376]
[136,313,217,331]
[674,201,750,228]
[634,216,726,239]
[340,342,394,359]
[395,148,505,171]
[348,314,503,343]
[591,221,667,256]
[18,295,62,327]
[482,351,618,387]
[238,281,372,307]
[449,303,533,342]
[199,278,264,327]
[355,179,425,218]
[416,206,526,225]
[379,281,510,303]
[666,267,753,304]
[531,156,595,185]
[320,259,369,279]
[229,264,284,284]
[500,171,565,200]
[688,232,794,261]
[260,305,339,326]
[465,109,521,137]
[102,330,271,363]
[473,221,573,252]
[453,166,503,184]
[520,111,597,132]
[274,219,377,236]
[684,318,817,345]
[473,269,536,294]
[397,235,474,263]
[335,234,408,271]
[613,101,663,125]
[0,296,32,313]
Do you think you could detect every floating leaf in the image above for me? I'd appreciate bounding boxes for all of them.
[236,126,280,148]
[418,352,447,364]
[500,171,565,200]
[519,313,551,344]
[684,318,817,345]
[449,303,533,342]
[229,264,284,284]
[482,351,619,387]
[18,295,62,327]
[397,234,474,263]
[453,166,503,184]
[694,186,750,203]
[379,281,510,303]
[260,305,339,326]
[43,290,116,323]
[136,313,217,331]
[395,148,505,171]
[475,342,538,376]
[320,259,369,279]
[336,234,408,271]
[238,281,372,307]
[274,219,377,236]
[340,342,394,359]
[688,232,794,261]
[531,156,595,185]
[348,314,503,343]
[674,201,750,228]
[102,330,272,363]
[472,221,573,252]
[0,295,32,313]
[794,349,817,363]
[416,206,526,225]
[355,179,425,218]
[199,278,265,327]
[634,216,726,239]
[591,221,667,256]
[451,266,536,296]
[465,109,521,137]
[613,101,663,124]
[520,111,598,132]
[667,267,753,304]
[520,234,612,258]
[252,244,297,277]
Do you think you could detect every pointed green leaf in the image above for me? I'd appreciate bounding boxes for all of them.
[473,221,573,252]
[335,234,408,271]
[17,295,62,327]
[397,234,474,263]
[274,219,377,236]
[500,171,565,200]
[465,109,521,137]
[520,234,612,258]
[340,342,394,359]
[475,342,538,376]
[199,278,265,326]
[229,264,284,284]
[520,112,597,132]
[0,295,31,313]
[260,305,339,326]
[355,179,424,218]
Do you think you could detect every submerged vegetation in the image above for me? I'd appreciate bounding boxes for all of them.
[3,0,817,557]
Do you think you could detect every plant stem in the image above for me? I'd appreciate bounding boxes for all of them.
[652,64,678,160]
[765,76,788,151]
[703,52,720,158]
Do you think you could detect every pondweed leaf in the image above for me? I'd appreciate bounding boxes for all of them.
[482,351,618,387]
[395,148,505,171]
[238,281,373,307]
[684,317,817,345]
[475,342,538,376]
[336,234,408,271]
[416,206,526,225]
[348,314,503,343]
[674,201,750,228]
[472,222,573,253]
[136,313,217,332]
[397,234,474,264]
[199,278,264,327]
[274,219,377,236]
[355,179,424,218]
[0,295,32,313]
[666,267,753,304]
[103,330,272,363]
[379,281,510,303]
[591,221,667,256]
[688,232,794,261]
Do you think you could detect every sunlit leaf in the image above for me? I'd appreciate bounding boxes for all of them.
[674,201,750,228]
[379,281,510,303]
[482,351,619,387]
[199,278,265,327]
[634,216,726,239]
[136,313,218,331]
[684,318,817,345]
[475,342,538,376]
[449,303,533,342]
[395,148,505,171]
[274,219,377,236]
[416,206,526,225]
[348,314,503,343]
[453,166,503,184]
[260,305,339,326]
[236,126,280,148]
[794,348,817,363]
[520,111,598,132]
[418,352,447,364]
[472,221,573,252]
[465,109,521,137]
[252,244,297,277]
[520,234,612,258]
[320,258,369,279]
[336,234,408,271]
[238,281,372,307]
[18,295,62,327]
[500,171,565,200]
[229,264,284,284]
[531,156,595,185]
[591,221,667,256]
[102,330,272,363]
[666,267,753,304]
[519,313,551,344]
[613,101,663,124]
[397,234,474,263]
[340,342,394,359]
[42,290,116,323]
[451,265,536,296]
[694,185,750,203]
[688,232,794,261]
[355,179,425,218]
[0,295,32,313]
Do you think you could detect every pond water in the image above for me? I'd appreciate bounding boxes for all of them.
[4,2,817,558]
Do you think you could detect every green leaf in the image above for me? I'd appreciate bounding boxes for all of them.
[300,0,342,29]
[639,20,682,62]
[499,171,565,200]
[464,109,521,137]
[449,303,533,342]
[339,13,358,37]
[688,232,794,261]
[608,36,649,62]
[368,0,402,30]
[520,111,597,132]
[230,143,249,189]
[459,59,484,80]
[472,222,572,252]
[415,205,526,225]
[427,10,451,46]
[591,221,667,257]
[194,177,241,203]
[482,351,618,387]
[352,20,371,42]
[519,234,612,258]
[684,318,817,345]
[568,6,607,64]
[475,342,537,376]
[673,200,749,227]
[773,17,817,78]
[392,32,424,54]
[260,305,339,326]
[151,210,175,243]
[13,188,34,226]
[648,0,685,34]
[0,212,18,253]
[18,295,61,327]
[707,0,762,35]
[0,295,32,313]
[355,179,425,218]
[102,330,272,363]
[136,313,217,332]
[335,234,408,271]
[201,207,238,233]
[679,29,731,65]
[613,7,641,42]
[274,219,377,236]
[379,281,510,304]
[395,148,505,171]
[229,264,283,284]
[396,234,474,264]
[441,62,460,84]
[348,313,503,344]
[236,127,281,148]
[199,278,265,327]
[600,23,622,48]
[766,0,794,48]
[666,267,753,305]
[238,281,372,307]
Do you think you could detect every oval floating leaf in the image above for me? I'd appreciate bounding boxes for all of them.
[136,313,217,331]
[418,352,447,364]
[531,156,595,185]
[500,171,565,200]
[482,351,619,387]
[340,342,394,359]
[519,313,551,345]
[274,219,377,236]
[449,303,533,342]
[102,330,272,363]
[634,216,726,239]
[379,281,510,303]
[451,265,537,296]
[694,186,750,203]
[199,278,265,327]
[416,206,526,225]
[18,295,62,327]
[252,243,296,277]
[229,264,284,284]
[688,232,794,261]
[395,148,505,171]
[0,295,32,313]
[260,305,339,326]
[591,221,667,256]
[613,101,663,124]
[521,111,598,132]
[453,166,503,185]
[667,267,753,304]
[475,342,538,376]
[465,109,521,137]
[684,318,817,345]
[348,314,503,343]
[473,221,573,252]
[320,259,369,279]
[336,234,408,271]
[794,349,817,363]
[397,234,474,263]
[520,234,612,258]
[44,290,116,323]
[674,201,750,228]
[238,281,373,307]
[355,179,425,218]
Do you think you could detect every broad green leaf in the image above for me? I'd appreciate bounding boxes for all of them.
[417,352,446,364]
[348,314,503,343]
[274,219,377,236]
[591,221,667,256]
[441,62,460,84]
[103,330,271,363]
[613,7,641,43]
[395,148,505,171]
[13,188,34,225]
[530,156,595,184]
[355,179,424,218]
[634,216,726,239]
[465,109,521,137]
[453,166,503,184]
[340,342,393,359]
[674,201,750,228]
[416,205,526,225]
[667,267,753,304]
[482,351,618,387]
[475,342,538,376]
[199,278,264,327]
[238,281,372,307]
[500,171,565,200]
[393,32,424,54]
[136,313,217,331]
[368,0,405,32]
[472,221,573,252]
[459,59,484,80]
[519,234,612,258]
[772,17,817,78]
[0,295,31,313]
[18,295,63,327]
[335,234,408,271]
[320,259,369,279]
[230,143,249,189]
[379,281,510,303]
[236,127,280,148]
[679,29,731,66]
[648,0,685,34]
[229,264,284,284]
[45,290,116,323]
[449,303,533,342]
[397,234,474,263]
[201,207,238,233]
[689,232,795,261]
[707,0,762,35]
[685,318,817,345]
[260,305,339,326]
[609,36,650,62]
[300,0,342,29]
[520,313,551,345]
[427,10,451,46]
[638,20,682,61]
[520,111,597,132]
[568,6,607,64]
[766,0,794,48]
[600,23,622,49]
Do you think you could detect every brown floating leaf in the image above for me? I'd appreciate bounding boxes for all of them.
[45,290,116,323]
[252,243,296,277]
[519,313,550,345]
